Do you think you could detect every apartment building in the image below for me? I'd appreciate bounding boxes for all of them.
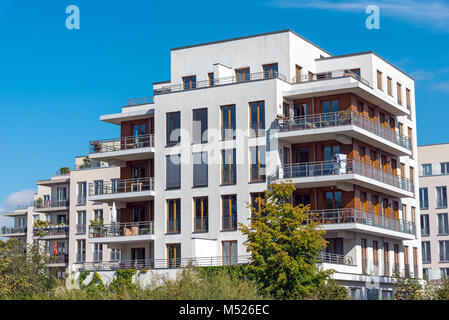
[1,156,120,277]
[418,143,449,281]
[76,29,421,299]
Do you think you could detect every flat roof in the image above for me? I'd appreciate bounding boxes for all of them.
[418,142,449,148]
[316,51,414,81]
[171,29,332,56]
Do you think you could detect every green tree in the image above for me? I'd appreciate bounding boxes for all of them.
[239,181,336,299]
[392,271,424,300]
[434,277,449,300]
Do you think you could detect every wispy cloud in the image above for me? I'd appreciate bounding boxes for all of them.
[1,189,35,211]
[410,69,435,81]
[430,81,449,93]
[270,0,449,32]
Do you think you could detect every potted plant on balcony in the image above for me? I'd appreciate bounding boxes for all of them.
[35,197,43,208]
[59,167,70,175]
[78,156,91,169]
[89,218,104,237]
[1,226,6,234]
[91,141,101,153]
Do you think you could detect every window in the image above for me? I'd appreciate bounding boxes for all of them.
[166,112,181,145]
[406,88,411,109]
[208,72,214,86]
[93,180,103,195]
[250,146,266,182]
[325,191,342,209]
[422,164,432,176]
[167,243,181,268]
[221,149,236,185]
[220,105,236,140]
[436,186,448,208]
[422,241,431,263]
[94,209,103,222]
[441,268,449,278]
[77,182,86,205]
[93,243,103,262]
[192,108,208,144]
[420,188,429,209]
[409,166,414,185]
[387,77,392,96]
[249,101,265,137]
[193,152,208,187]
[222,241,238,265]
[361,239,368,275]
[413,247,418,278]
[132,207,145,222]
[402,204,407,221]
[263,63,278,79]
[439,241,449,262]
[377,70,383,90]
[166,154,181,189]
[295,65,302,82]
[322,99,339,114]
[76,211,86,234]
[404,245,410,275]
[76,240,85,263]
[394,244,400,272]
[384,243,390,276]
[111,178,120,193]
[398,123,403,136]
[110,248,120,262]
[441,162,449,174]
[194,197,208,233]
[411,206,416,224]
[182,75,196,90]
[222,195,237,231]
[235,67,250,82]
[408,127,413,147]
[438,213,449,234]
[167,199,181,233]
[283,102,290,118]
[421,214,430,236]
[397,83,402,105]
[373,241,379,266]
[250,192,264,218]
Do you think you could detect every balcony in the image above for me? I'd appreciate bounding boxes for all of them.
[34,200,69,212]
[48,253,69,266]
[314,208,416,240]
[33,225,69,239]
[285,69,408,116]
[88,177,154,205]
[271,160,414,198]
[276,111,411,156]
[0,226,26,237]
[152,71,287,96]
[319,251,354,265]
[88,221,154,244]
[89,134,154,166]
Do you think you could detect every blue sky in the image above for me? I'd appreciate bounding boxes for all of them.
[0,0,448,214]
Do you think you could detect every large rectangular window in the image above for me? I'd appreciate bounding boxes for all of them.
[439,240,449,262]
[93,243,103,262]
[361,238,368,275]
[406,88,411,109]
[222,195,237,231]
[250,192,264,218]
[167,243,181,268]
[221,105,236,140]
[421,214,430,236]
[194,197,208,233]
[77,182,86,205]
[76,211,86,235]
[221,149,236,185]
[166,154,181,189]
[249,101,265,137]
[235,67,250,82]
[377,70,383,90]
[441,162,449,174]
[167,199,181,233]
[166,112,181,145]
[422,164,432,176]
[404,245,410,275]
[192,108,208,144]
[193,152,208,187]
[436,186,447,208]
[384,243,390,276]
[394,244,400,272]
[76,240,85,263]
[397,82,402,105]
[422,241,431,263]
[438,213,449,235]
[373,241,379,266]
[222,241,238,265]
[250,146,266,182]
[182,75,196,90]
[420,188,429,209]
[387,77,392,96]
[263,63,278,79]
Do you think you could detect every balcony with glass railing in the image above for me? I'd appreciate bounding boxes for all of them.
[89,134,154,163]
[0,226,27,236]
[33,225,70,238]
[88,177,155,203]
[313,208,415,239]
[276,111,411,156]
[271,159,414,198]
[89,221,154,243]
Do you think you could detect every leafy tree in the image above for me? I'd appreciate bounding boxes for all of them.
[392,271,424,300]
[434,277,449,300]
[239,181,336,299]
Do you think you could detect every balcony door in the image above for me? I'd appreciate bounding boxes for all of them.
[131,248,145,265]
[133,123,147,148]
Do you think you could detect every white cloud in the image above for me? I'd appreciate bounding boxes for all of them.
[410,70,434,81]
[2,189,35,211]
[270,0,449,32]
[430,81,449,93]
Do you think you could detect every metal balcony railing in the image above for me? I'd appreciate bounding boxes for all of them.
[34,200,69,209]
[153,71,287,95]
[76,251,353,271]
[312,208,416,235]
[193,217,208,233]
[88,177,154,196]
[272,159,414,193]
[89,221,154,238]
[276,111,412,150]
[166,219,181,234]
[221,168,237,185]
[48,253,69,264]
[1,226,26,235]
[319,251,354,265]
[292,69,371,88]
[222,216,237,231]
[89,134,154,154]
[33,225,70,237]
[127,96,154,106]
